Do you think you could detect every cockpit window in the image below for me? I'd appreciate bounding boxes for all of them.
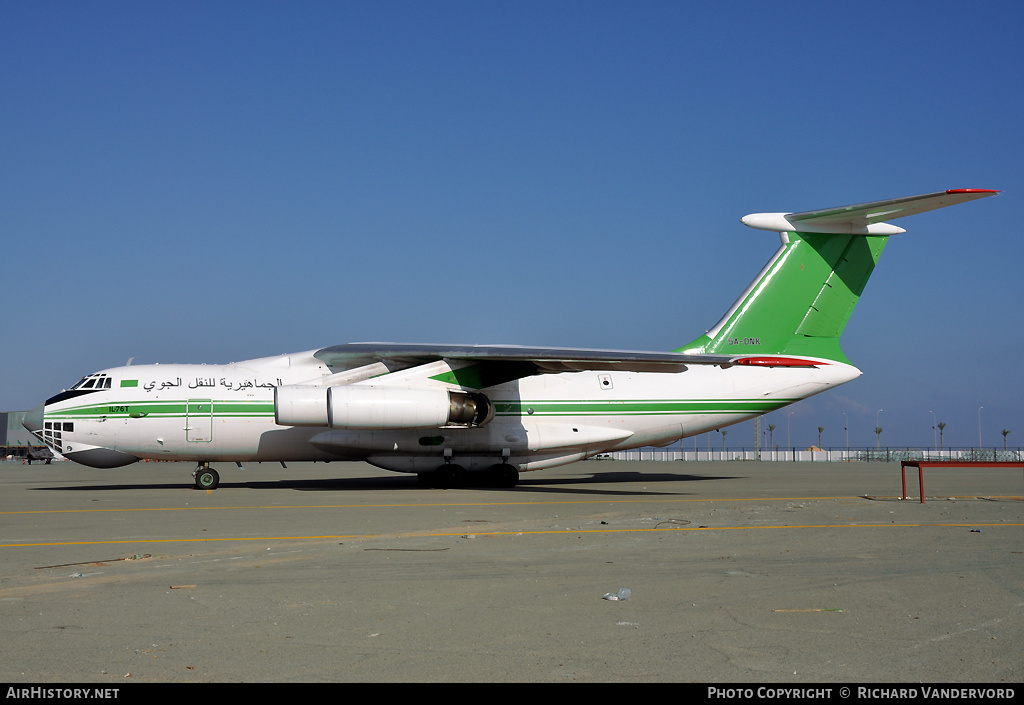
[70,374,112,391]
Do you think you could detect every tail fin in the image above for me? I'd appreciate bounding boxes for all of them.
[677,189,998,364]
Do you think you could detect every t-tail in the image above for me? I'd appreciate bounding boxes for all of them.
[677,189,998,364]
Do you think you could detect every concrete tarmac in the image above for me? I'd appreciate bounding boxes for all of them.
[0,459,1021,683]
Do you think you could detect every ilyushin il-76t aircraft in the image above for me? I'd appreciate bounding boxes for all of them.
[24,189,997,490]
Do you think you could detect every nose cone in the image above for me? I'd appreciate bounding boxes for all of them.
[22,402,44,436]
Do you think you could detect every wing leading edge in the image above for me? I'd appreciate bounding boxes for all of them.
[314,342,739,376]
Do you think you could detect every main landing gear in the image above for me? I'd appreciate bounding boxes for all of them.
[417,462,519,489]
[193,463,220,490]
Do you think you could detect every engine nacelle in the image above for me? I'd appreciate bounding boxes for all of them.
[274,384,492,430]
[329,386,493,429]
[275,385,329,426]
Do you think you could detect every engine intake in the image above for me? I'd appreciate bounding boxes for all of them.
[274,385,328,426]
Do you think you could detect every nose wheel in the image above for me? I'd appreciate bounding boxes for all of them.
[193,464,220,490]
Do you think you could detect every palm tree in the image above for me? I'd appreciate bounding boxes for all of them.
[874,426,883,449]
[768,424,776,449]
[938,422,946,449]
[721,429,728,451]
[817,426,824,448]
[1002,429,1011,450]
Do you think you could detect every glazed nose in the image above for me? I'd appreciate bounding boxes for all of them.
[22,402,44,436]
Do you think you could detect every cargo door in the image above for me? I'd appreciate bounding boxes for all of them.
[186,399,213,443]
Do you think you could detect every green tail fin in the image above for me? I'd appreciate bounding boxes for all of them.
[677,232,889,364]
[677,189,998,363]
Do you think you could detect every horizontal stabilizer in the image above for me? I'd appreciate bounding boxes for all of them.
[741,189,998,235]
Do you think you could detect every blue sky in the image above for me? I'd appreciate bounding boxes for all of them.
[3,1,1021,449]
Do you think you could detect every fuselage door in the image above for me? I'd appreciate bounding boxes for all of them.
[186,399,213,443]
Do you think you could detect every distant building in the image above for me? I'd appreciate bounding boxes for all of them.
[2,410,48,459]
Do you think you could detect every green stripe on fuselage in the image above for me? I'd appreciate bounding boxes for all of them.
[46,399,275,421]
[492,398,794,416]
[48,397,789,422]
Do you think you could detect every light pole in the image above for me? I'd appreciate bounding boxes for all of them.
[843,412,849,456]
[930,410,937,452]
[978,406,984,449]
[788,411,794,456]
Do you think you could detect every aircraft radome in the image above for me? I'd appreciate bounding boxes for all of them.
[24,189,998,489]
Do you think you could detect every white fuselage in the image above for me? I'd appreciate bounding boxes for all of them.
[34,349,860,474]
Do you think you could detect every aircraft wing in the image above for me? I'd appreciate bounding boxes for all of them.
[314,342,738,377]
[741,188,999,235]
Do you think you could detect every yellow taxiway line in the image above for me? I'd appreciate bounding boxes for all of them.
[3,521,1022,549]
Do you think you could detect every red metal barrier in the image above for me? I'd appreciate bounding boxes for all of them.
[901,461,1024,503]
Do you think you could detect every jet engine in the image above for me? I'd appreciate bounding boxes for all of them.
[274,385,492,430]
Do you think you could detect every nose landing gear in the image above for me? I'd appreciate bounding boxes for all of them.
[193,464,220,490]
